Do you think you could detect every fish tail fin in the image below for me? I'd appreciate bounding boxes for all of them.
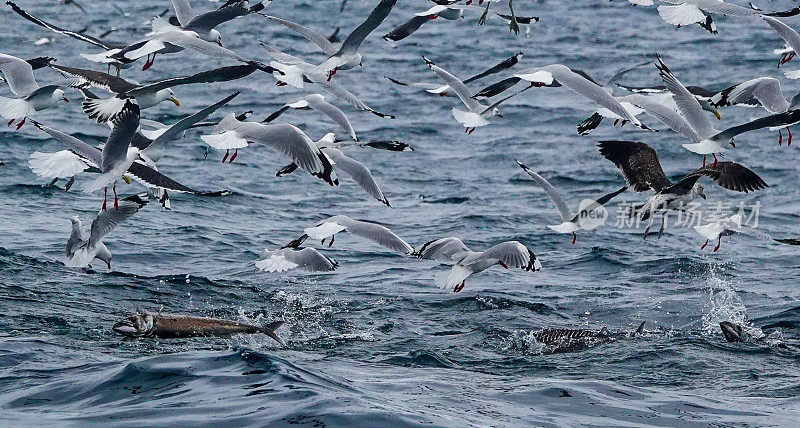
[634,321,646,336]
[260,320,286,347]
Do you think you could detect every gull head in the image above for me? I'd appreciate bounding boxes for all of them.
[157,89,180,107]
[69,216,81,229]
[698,99,720,119]
[317,133,336,148]
[112,312,155,337]
[492,107,502,118]
[694,183,706,200]
[53,88,69,104]
[210,29,223,47]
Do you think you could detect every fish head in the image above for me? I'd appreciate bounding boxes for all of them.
[720,321,745,342]
[113,313,155,337]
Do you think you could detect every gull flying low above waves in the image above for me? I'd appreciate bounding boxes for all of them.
[284,215,413,255]
[414,238,541,293]
[693,212,800,251]
[168,0,268,48]
[275,133,392,206]
[50,63,257,123]
[256,247,338,273]
[0,53,69,128]
[516,160,628,244]
[29,112,229,210]
[200,113,337,185]
[66,193,150,269]
[598,140,768,238]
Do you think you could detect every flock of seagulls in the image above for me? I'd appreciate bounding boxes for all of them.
[2,0,800,293]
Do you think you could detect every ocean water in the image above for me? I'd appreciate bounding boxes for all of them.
[1,0,800,425]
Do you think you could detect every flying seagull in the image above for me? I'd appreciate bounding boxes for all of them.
[655,55,729,167]
[694,212,800,251]
[283,215,413,254]
[423,56,521,133]
[598,140,768,238]
[763,16,800,79]
[386,52,523,98]
[6,1,134,74]
[417,239,541,293]
[710,76,800,145]
[516,160,628,244]
[0,53,69,128]
[200,113,338,186]
[50,63,257,122]
[168,0,267,49]
[29,115,227,210]
[275,133,392,206]
[255,247,338,273]
[66,193,150,269]
[511,63,645,131]
[270,0,397,80]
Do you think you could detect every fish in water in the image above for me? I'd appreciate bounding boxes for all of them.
[112,311,285,346]
[719,321,766,343]
[530,321,646,353]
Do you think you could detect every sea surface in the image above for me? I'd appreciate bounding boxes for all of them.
[1,0,799,426]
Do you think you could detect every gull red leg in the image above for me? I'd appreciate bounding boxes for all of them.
[713,236,721,252]
[327,69,336,81]
[778,129,783,146]
[7,118,14,127]
[329,235,335,247]
[113,183,118,210]
[702,155,706,168]
[229,149,238,163]
[701,240,709,250]
[711,154,718,169]
[788,128,793,146]
[102,187,107,211]
[572,232,577,244]
[222,149,229,163]
[15,117,25,129]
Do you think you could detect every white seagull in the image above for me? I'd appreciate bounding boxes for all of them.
[256,247,338,273]
[415,238,541,293]
[0,53,69,128]
[263,94,357,141]
[66,193,150,269]
[284,215,413,254]
[516,160,628,244]
[200,113,338,185]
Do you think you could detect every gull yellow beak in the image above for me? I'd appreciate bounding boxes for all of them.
[171,97,180,107]
[714,110,721,120]
[122,175,132,184]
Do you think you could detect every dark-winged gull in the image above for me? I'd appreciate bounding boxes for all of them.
[283,215,413,254]
[598,140,768,238]
[51,63,257,122]
[256,247,338,273]
[516,160,628,244]
[418,239,541,293]
[66,193,150,269]
[0,53,69,128]
[200,113,338,185]
[276,133,392,206]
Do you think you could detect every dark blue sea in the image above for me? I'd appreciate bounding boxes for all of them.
[1,0,799,425]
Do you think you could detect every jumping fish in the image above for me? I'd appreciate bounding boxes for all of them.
[112,311,285,345]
